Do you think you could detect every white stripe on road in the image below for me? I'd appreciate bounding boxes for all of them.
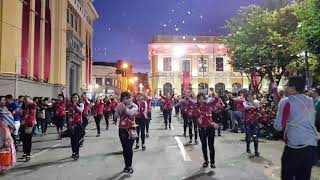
[32,143,61,158]
[174,136,192,161]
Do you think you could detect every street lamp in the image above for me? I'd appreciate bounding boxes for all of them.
[122,63,128,69]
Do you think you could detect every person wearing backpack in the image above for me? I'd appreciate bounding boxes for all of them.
[274,76,318,180]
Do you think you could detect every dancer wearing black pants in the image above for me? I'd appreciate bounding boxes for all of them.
[188,117,198,144]
[193,93,219,169]
[134,93,147,151]
[104,98,111,130]
[243,93,260,156]
[115,92,138,174]
[160,90,174,129]
[111,98,118,125]
[55,94,66,139]
[188,94,198,144]
[82,94,90,130]
[94,97,104,137]
[67,93,85,160]
[21,96,37,161]
[179,92,195,137]
[209,89,225,136]
[146,96,152,137]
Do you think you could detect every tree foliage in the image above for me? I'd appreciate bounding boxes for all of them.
[296,0,320,57]
[226,4,301,85]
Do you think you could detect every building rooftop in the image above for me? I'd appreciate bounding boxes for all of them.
[93,61,117,67]
[151,35,225,44]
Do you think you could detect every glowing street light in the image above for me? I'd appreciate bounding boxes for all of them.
[122,63,128,69]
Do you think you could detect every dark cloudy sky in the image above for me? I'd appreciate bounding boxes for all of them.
[92,0,262,72]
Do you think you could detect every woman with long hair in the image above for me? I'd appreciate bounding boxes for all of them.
[66,93,84,160]
[54,94,66,139]
[243,92,260,156]
[115,92,138,174]
[94,96,104,137]
[21,96,37,161]
[104,97,111,130]
[193,93,219,169]
[134,93,147,151]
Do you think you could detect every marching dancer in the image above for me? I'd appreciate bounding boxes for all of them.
[134,93,147,151]
[94,97,104,137]
[193,93,219,168]
[54,94,66,139]
[174,96,181,119]
[179,91,194,137]
[82,93,90,130]
[20,96,37,161]
[104,98,111,130]
[111,98,118,125]
[243,92,260,156]
[67,93,85,160]
[159,90,174,129]
[146,95,152,137]
[115,92,138,174]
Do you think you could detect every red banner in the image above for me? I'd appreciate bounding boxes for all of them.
[183,72,190,93]
[21,0,30,76]
[33,0,41,80]
[44,3,51,81]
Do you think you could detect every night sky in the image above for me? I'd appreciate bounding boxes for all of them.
[92,0,262,72]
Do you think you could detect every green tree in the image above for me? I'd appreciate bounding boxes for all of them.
[226,4,301,87]
[297,0,320,57]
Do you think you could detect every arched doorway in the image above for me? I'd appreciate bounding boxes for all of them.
[198,82,209,95]
[163,83,173,96]
[215,83,225,95]
[232,82,242,93]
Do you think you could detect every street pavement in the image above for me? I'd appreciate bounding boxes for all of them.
[1,108,320,180]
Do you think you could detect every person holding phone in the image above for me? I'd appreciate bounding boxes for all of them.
[193,93,219,169]
[115,92,138,174]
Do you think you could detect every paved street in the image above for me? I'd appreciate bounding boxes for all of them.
[1,108,320,180]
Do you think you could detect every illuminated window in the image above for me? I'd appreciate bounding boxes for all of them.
[216,57,224,71]
[182,60,190,72]
[163,57,172,71]
[198,59,208,73]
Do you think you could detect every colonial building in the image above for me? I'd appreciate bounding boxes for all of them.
[148,35,250,96]
[0,0,98,98]
[92,62,121,97]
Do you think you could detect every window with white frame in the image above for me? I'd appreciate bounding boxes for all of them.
[216,57,224,71]
[182,60,190,72]
[198,59,208,73]
[163,57,172,71]
[96,78,102,85]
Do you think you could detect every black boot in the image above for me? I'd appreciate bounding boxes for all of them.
[254,140,259,157]
[246,141,251,153]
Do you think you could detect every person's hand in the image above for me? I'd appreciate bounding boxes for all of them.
[211,122,219,129]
